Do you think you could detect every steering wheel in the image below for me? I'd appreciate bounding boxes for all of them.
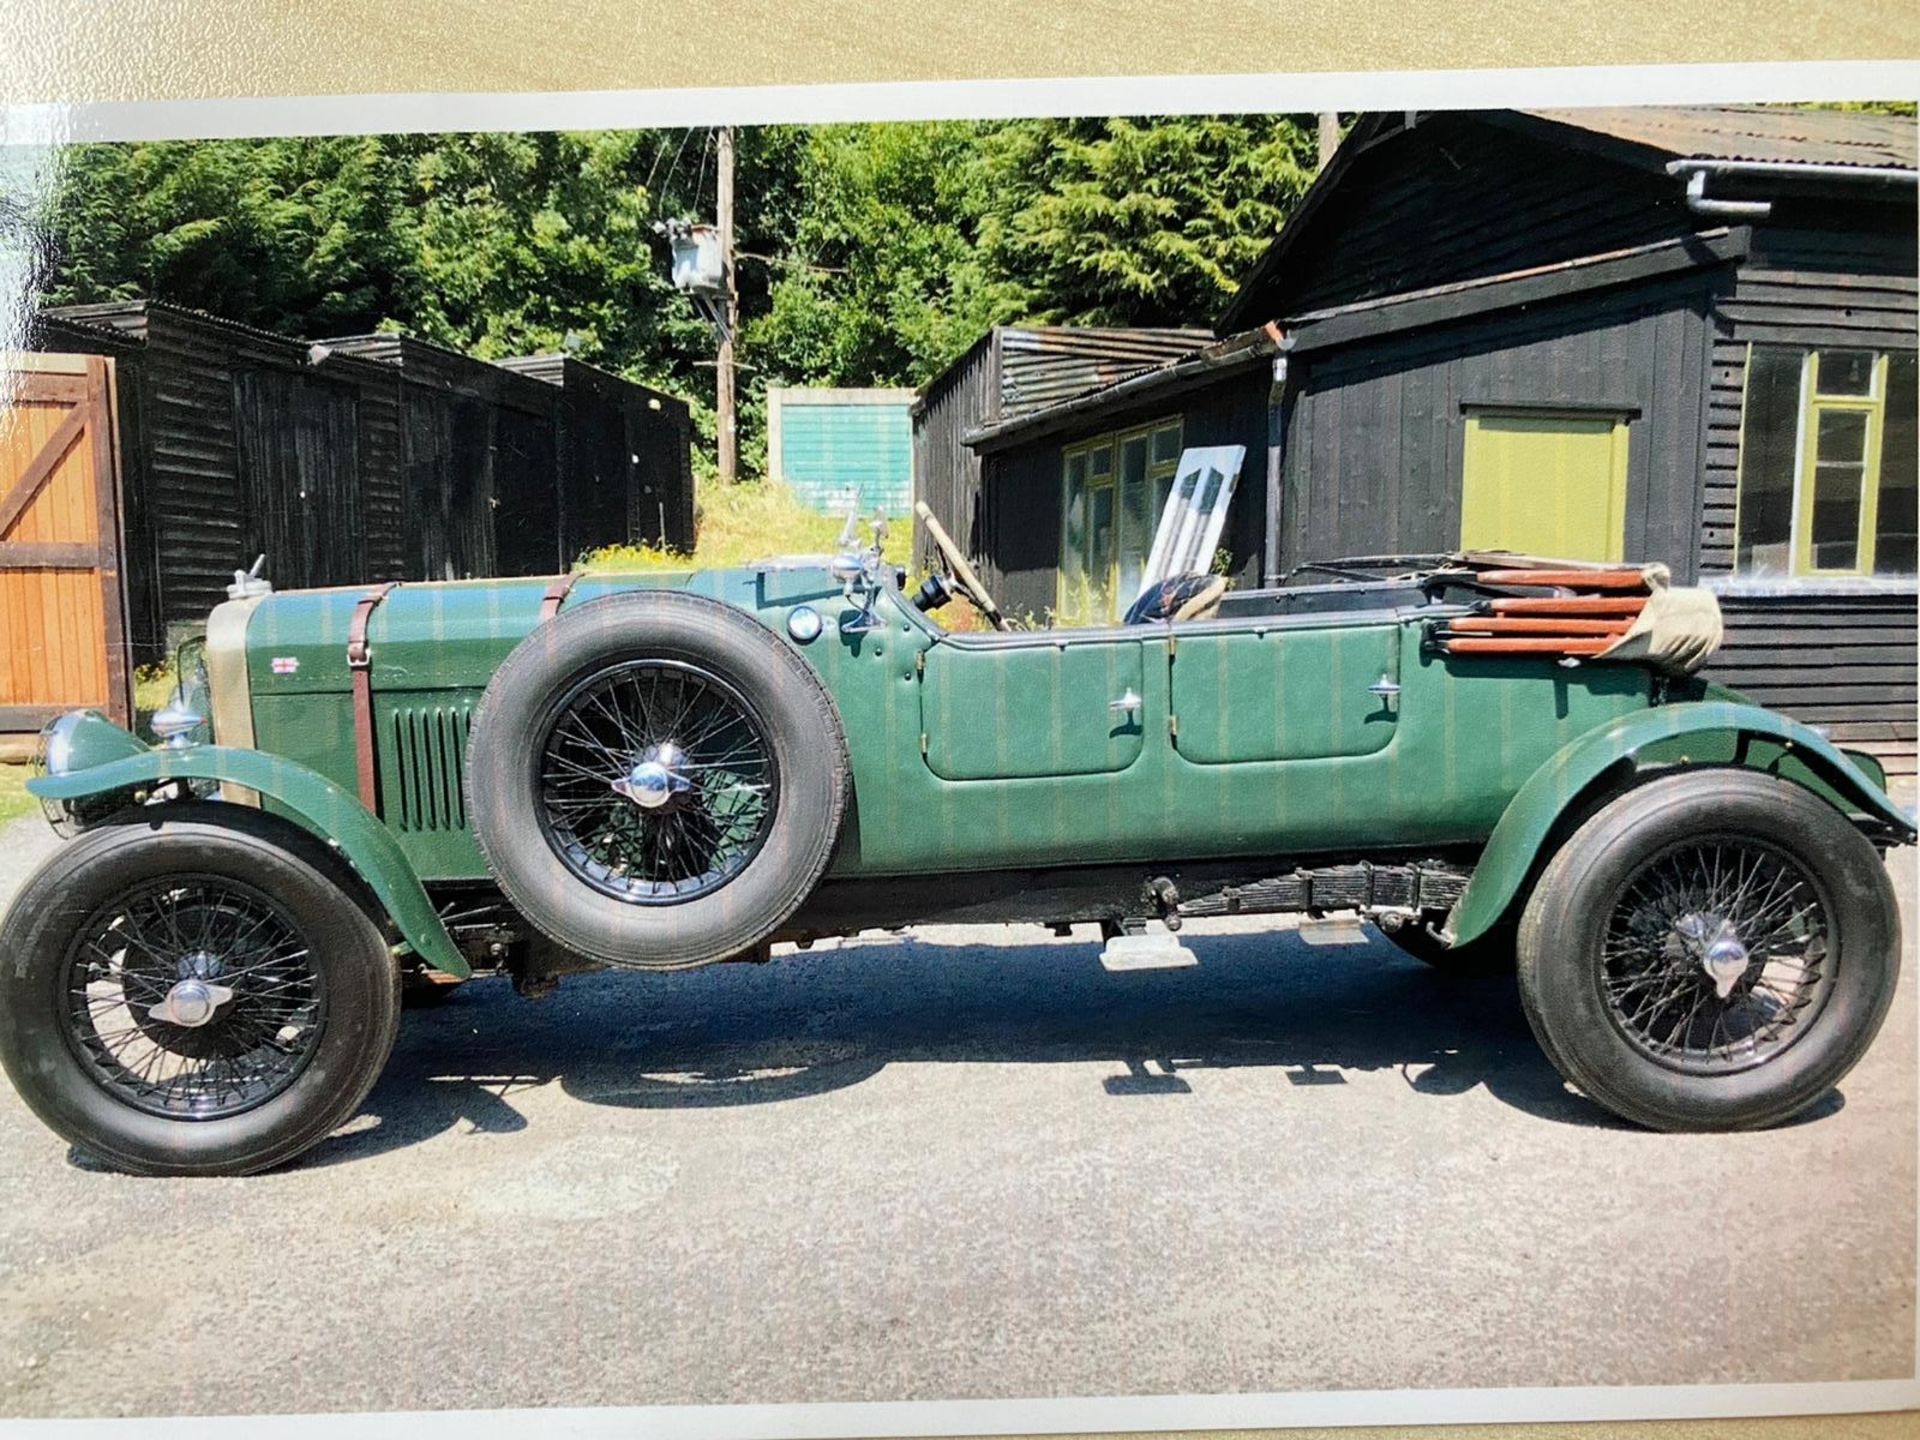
[914,502,1007,630]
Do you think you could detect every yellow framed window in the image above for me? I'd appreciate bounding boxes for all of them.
[1114,419,1183,606]
[1459,410,1630,563]
[1735,345,1917,577]
[1059,418,1181,624]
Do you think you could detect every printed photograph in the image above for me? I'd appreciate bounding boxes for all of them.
[0,101,1914,1420]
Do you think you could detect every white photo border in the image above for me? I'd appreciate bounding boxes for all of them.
[0,55,1915,1438]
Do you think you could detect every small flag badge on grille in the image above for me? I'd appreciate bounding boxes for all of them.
[271,656,299,675]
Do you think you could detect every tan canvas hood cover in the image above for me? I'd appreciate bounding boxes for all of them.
[1592,564,1725,675]
[1438,554,1726,676]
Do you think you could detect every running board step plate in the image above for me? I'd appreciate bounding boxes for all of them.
[1297,916,1371,946]
[1100,934,1200,971]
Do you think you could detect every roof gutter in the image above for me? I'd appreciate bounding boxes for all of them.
[1667,157,1917,220]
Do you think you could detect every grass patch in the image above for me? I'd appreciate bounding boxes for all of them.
[0,663,177,828]
[0,762,36,825]
[581,479,911,574]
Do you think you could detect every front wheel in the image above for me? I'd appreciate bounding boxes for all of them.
[0,809,402,1175]
[1517,769,1900,1132]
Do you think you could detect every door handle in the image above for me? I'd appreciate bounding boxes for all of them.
[1108,689,1143,715]
[1368,675,1402,699]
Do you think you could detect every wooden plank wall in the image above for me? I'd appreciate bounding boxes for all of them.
[1257,116,1694,318]
[1695,217,1919,771]
[911,333,996,576]
[325,334,561,581]
[1280,271,1718,581]
[45,303,414,651]
[498,354,696,560]
[1706,589,1919,774]
[231,367,367,589]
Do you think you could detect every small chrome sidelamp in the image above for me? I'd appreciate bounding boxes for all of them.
[150,701,207,750]
[150,636,213,751]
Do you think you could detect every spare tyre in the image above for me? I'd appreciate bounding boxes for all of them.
[467,589,850,969]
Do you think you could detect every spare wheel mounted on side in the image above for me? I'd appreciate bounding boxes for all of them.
[466,589,850,969]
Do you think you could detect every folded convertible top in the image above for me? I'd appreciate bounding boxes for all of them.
[1429,555,1724,676]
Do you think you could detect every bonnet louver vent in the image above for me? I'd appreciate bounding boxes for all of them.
[385,703,474,831]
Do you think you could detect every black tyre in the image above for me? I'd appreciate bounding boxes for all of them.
[1384,920,1516,977]
[0,808,402,1176]
[466,589,850,969]
[1516,769,1900,1131]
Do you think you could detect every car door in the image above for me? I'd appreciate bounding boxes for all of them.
[918,629,1147,780]
[1169,617,1401,764]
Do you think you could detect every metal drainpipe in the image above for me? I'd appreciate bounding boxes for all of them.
[1667,157,1918,220]
[1263,326,1294,588]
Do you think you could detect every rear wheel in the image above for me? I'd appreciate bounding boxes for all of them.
[0,811,401,1175]
[1517,770,1899,1131]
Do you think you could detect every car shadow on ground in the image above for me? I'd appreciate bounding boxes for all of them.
[295,926,1845,1170]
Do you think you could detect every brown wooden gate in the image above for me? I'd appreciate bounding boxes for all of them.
[0,354,131,734]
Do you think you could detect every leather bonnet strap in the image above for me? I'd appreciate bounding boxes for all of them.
[539,572,579,623]
[347,581,401,813]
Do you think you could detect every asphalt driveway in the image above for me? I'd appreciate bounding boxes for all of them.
[0,814,1913,1418]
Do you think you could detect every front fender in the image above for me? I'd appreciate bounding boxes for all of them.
[1446,701,1917,946]
[29,743,470,978]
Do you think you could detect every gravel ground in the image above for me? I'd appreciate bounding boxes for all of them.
[0,811,1913,1419]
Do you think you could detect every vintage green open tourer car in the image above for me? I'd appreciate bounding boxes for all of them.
[2,517,1912,1174]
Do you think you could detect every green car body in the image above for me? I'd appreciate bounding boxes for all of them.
[29,561,1914,978]
[12,553,1916,1171]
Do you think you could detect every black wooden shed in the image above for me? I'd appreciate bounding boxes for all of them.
[33,301,419,662]
[911,326,1208,577]
[955,107,1919,772]
[496,353,695,557]
[22,302,694,674]
[314,333,568,581]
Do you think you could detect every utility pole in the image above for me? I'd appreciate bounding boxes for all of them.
[1317,112,1341,172]
[715,125,738,483]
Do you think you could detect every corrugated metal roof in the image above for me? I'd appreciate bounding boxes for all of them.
[48,297,321,349]
[1525,105,1916,170]
[914,324,1209,417]
[1000,325,1211,418]
[965,327,1277,454]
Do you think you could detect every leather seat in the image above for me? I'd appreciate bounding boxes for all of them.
[1124,573,1228,625]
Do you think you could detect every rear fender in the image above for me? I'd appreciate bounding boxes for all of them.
[28,742,470,978]
[1446,701,1917,946]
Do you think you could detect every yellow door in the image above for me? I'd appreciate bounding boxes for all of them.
[1460,411,1629,563]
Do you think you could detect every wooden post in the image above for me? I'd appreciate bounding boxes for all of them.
[716,125,738,483]
[1317,112,1341,172]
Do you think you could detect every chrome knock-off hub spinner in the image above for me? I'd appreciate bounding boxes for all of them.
[611,743,695,811]
[148,977,238,1029]
[1672,911,1753,1000]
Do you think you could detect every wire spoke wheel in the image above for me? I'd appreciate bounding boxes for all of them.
[536,659,779,904]
[60,875,328,1120]
[1599,837,1835,1077]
